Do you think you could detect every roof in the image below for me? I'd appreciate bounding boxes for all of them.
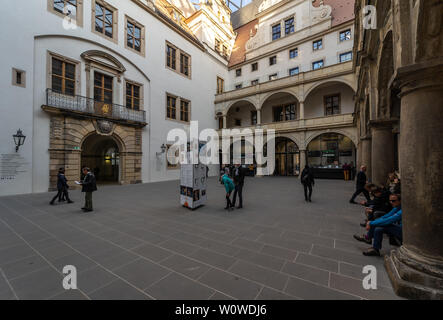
[228,19,258,68]
[228,0,355,67]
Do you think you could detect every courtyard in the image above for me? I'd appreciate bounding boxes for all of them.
[0,177,401,300]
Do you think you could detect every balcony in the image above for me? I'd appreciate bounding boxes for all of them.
[218,113,354,134]
[42,89,147,127]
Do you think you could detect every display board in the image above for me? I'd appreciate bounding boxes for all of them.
[180,153,207,210]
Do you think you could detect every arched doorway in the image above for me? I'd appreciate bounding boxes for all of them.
[273,137,300,176]
[307,133,356,179]
[81,134,120,183]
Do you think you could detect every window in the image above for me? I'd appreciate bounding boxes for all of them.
[93,0,117,42]
[235,119,241,126]
[324,94,340,116]
[180,53,190,76]
[235,84,243,90]
[235,69,242,77]
[126,16,144,55]
[180,100,190,122]
[94,72,113,103]
[251,79,259,86]
[251,111,257,125]
[339,51,352,63]
[285,17,294,35]
[48,0,83,27]
[273,104,296,122]
[52,57,76,96]
[269,74,277,81]
[289,48,298,59]
[166,94,177,120]
[269,56,277,66]
[313,39,323,51]
[272,24,281,40]
[126,82,141,110]
[216,77,224,94]
[12,68,26,88]
[166,44,176,70]
[289,67,299,76]
[251,62,258,72]
[223,45,228,58]
[312,60,324,70]
[340,29,352,42]
[215,39,221,53]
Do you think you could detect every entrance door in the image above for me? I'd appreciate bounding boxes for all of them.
[81,134,120,183]
[274,138,300,176]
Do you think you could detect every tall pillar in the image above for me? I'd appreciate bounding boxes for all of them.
[257,109,261,125]
[385,61,443,300]
[356,141,363,170]
[360,136,372,181]
[222,115,227,129]
[370,121,395,186]
[299,149,306,179]
[299,102,305,120]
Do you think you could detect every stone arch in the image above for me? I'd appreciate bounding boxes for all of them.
[303,79,356,101]
[225,98,258,115]
[305,129,358,147]
[259,90,300,109]
[275,133,303,150]
[376,30,394,120]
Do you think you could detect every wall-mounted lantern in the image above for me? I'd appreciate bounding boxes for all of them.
[13,129,26,152]
[156,143,167,156]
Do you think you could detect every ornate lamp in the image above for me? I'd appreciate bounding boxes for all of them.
[13,129,26,152]
[156,143,167,156]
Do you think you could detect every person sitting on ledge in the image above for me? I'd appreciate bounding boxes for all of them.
[353,194,402,256]
[359,186,392,227]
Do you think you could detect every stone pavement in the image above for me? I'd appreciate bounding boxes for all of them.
[0,177,401,300]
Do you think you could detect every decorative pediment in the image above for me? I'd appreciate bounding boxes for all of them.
[80,50,126,73]
[258,0,283,13]
[311,0,332,24]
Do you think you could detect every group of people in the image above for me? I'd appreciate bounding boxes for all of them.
[350,166,403,256]
[49,167,97,212]
[220,164,245,211]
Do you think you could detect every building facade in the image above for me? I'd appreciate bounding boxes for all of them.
[0,0,234,196]
[354,0,443,299]
[215,0,358,178]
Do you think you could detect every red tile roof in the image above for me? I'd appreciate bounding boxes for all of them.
[312,0,355,27]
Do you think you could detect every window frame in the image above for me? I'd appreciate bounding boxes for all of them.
[251,79,259,86]
[47,52,81,96]
[324,94,341,116]
[125,15,145,56]
[51,56,77,96]
[289,47,298,59]
[179,51,191,78]
[235,83,243,90]
[166,93,178,120]
[339,51,353,63]
[289,67,299,76]
[268,73,278,81]
[269,56,277,66]
[313,39,323,51]
[125,79,143,111]
[92,0,118,43]
[179,98,191,123]
[272,23,281,41]
[251,62,258,72]
[94,71,113,103]
[312,59,324,70]
[251,110,257,125]
[339,29,352,42]
[47,0,84,27]
[165,41,191,79]
[12,68,26,88]
[216,76,224,94]
[273,104,297,122]
[235,68,242,77]
[284,17,295,35]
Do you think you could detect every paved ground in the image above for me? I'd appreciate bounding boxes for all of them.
[0,177,401,300]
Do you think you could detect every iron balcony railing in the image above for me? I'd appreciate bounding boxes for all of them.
[45,88,146,124]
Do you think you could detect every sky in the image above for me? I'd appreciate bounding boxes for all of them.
[226,0,254,11]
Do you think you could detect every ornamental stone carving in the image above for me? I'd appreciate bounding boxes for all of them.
[311,0,332,24]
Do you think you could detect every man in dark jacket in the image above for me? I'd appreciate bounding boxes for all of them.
[232,164,245,209]
[50,168,73,205]
[80,167,97,212]
[359,187,392,227]
[301,165,315,202]
[350,165,370,203]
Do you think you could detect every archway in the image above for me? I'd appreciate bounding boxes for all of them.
[307,132,356,179]
[81,134,121,183]
[226,100,257,128]
[260,92,299,124]
[264,137,300,176]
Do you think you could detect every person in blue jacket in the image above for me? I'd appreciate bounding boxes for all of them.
[353,194,402,256]
[221,173,235,211]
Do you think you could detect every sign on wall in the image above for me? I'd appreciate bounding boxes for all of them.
[0,154,28,182]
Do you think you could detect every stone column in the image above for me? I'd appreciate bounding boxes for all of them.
[222,115,227,129]
[370,121,396,186]
[299,149,306,179]
[385,61,443,300]
[360,136,372,181]
[356,141,363,170]
[257,109,261,125]
[299,102,305,120]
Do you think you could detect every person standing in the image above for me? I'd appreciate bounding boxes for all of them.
[350,165,370,204]
[301,165,315,202]
[232,164,245,209]
[50,168,73,205]
[342,163,349,181]
[80,167,97,212]
[221,173,235,211]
